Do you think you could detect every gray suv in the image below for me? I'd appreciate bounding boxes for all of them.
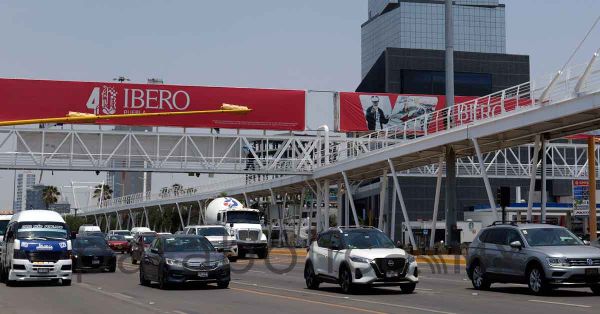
[466,222,600,295]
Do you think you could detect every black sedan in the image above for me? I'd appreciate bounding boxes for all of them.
[72,236,116,272]
[139,235,230,289]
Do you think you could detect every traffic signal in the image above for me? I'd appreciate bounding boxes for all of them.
[496,186,510,208]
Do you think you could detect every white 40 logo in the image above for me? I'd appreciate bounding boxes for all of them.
[86,86,117,115]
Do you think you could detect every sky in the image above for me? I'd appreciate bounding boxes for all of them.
[0,0,599,209]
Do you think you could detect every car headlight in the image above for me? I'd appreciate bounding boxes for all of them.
[407,254,416,264]
[217,257,230,267]
[547,257,570,267]
[349,256,372,264]
[165,258,183,266]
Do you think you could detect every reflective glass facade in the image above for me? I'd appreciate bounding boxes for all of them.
[362,0,506,78]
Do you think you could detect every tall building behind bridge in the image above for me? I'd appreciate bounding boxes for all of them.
[359,0,528,95]
[13,171,36,212]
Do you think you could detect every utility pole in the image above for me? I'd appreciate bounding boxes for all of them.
[444,0,458,249]
[589,136,597,241]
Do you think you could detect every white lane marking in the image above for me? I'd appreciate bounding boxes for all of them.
[419,276,468,283]
[232,281,455,314]
[416,288,434,291]
[113,293,134,299]
[248,270,266,273]
[172,311,188,314]
[528,300,591,308]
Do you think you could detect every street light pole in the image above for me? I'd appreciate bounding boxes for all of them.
[444,0,458,249]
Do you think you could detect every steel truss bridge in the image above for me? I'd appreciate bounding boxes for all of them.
[3,49,600,247]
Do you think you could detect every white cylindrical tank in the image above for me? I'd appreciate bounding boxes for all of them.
[205,197,245,225]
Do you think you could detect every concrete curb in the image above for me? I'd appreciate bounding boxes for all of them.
[269,248,466,266]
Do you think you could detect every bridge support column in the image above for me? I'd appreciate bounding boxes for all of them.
[104,213,109,233]
[430,157,444,249]
[527,135,541,221]
[541,138,547,223]
[186,206,192,227]
[128,209,135,228]
[378,169,388,232]
[588,136,597,241]
[322,180,330,230]
[335,182,342,228]
[197,201,203,225]
[243,192,250,207]
[444,146,458,249]
[472,138,498,218]
[158,204,164,232]
[388,159,416,248]
[314,183,322,234]
[175,202,184,230]
[342,171,360,228]
[117,211,122,230]
[143,207,150,228]
[94,215,99,227]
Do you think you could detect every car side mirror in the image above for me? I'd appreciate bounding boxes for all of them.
[509,241,522,249]
[583,240,591,246]
[150,248,159,254]
[230,223,234,228]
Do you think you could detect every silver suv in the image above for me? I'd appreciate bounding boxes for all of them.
[467,222,600,295]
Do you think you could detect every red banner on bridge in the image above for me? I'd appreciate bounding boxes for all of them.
[0,78,306,130]
[337,92,475,132]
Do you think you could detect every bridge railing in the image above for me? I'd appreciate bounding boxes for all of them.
[316,49,600,166]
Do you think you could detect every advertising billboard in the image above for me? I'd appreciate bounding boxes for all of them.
[0,78,306,131]
[337,92,476,132]
[573,179,590,216]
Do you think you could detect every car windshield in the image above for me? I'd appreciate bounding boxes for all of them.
[74,237,108,249]
[0,220,8,236]
[142,236,156,244]
[227,211,260,224]
[108,235,126,241]
[343,230,395,249]
[16,222,69,240]
[521,228,584,246]
[163,237,213,252]
[114,231,131,236]
[196,227,227,237]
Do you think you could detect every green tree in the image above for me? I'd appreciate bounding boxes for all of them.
[92,184,113,203]
[64,215,87,232]
[42,185,61,209]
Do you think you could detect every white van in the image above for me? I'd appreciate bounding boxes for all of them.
[78,225,101,234]
[0,210,72,286]
[0,214,12,243]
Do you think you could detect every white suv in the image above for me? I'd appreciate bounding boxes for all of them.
[304,227,418,294]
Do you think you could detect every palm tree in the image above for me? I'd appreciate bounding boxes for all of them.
[42,186,61,209]
[92,184,113,203]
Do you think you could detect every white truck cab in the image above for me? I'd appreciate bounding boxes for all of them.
[0,210,72,286]
[205,197,268,258]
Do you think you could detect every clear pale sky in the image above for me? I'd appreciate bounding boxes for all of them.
[0,0,599,209]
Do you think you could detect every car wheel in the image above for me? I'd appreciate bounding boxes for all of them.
[62,279,72,286]
[527,265,549,295]
[158,268,169,290]
[0,265,5,283]
[228,257,238,263]
[590,284,600,295]
[238,251,246,259]
[109,262,116,273]
[400,283,416,294]
[132,257,138,265]
[471,262,491,290]
[304,262,320,290]
[139,266,150,286]
[339,266,355,294]
[257,249,268,259]
[217,280,230,289]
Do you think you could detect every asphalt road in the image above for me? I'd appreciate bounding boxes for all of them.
[1,254,599,314]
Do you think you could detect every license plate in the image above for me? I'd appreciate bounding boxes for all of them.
[246,238,251,241]
[386,271,399,278]
[116,245,122,249]
[92,259,100,265]
[585,268,599,276]
[198,272,208,278]
[37,268,50,273]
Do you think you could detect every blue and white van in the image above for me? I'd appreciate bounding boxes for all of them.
[0,210,72,286]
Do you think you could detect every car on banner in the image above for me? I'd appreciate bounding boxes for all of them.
[0,210,72,286]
